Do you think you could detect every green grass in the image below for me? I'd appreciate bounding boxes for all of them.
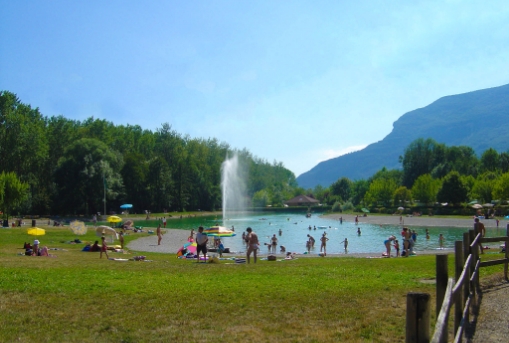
[0,226,504,342]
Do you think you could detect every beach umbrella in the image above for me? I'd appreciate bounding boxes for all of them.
[120,204,133,209]
[468,200,479,205]
[397,207,404,211]
[28,228,45,236]
[95,226,118,243]
[69,220,87,235]
[107,215,122,223]
[96,226,117,236]
[361,208,370,213]
[471,204,483,209]
[204,226,236,237]
[177,241,197,256]
[482,203,494,208]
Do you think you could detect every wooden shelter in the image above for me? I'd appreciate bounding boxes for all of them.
[284,195,319,207]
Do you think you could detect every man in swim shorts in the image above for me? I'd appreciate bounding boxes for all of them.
[320,233,329,256]
[156,224,162,245]
[271,234,278,253]
[246,227,259,263]
[195,226,209,262]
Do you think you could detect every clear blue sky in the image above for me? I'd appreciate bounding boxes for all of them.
[2,1,509,176]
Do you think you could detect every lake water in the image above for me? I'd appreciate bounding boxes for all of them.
[158,212,506,255]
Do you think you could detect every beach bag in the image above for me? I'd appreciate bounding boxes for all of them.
[267,255,277,261]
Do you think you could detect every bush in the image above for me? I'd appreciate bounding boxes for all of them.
[332,201,341,212]
[341,201,354,211]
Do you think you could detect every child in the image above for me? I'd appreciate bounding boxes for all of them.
[340,238,348,253]
[218,239,225,257]
[100,236,109,259]
[393,239,400,257]
[439,234,444,249]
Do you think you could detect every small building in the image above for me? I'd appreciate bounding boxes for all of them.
[284,195,319,207]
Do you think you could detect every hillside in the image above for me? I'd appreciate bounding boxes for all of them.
[297,83,509,189]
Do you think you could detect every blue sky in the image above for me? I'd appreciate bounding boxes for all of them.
[2,1,509,176]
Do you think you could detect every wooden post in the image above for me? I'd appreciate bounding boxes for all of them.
[406,292,430,343]
[454,240,464,333]
[463,232,470,301]
[505,224,509,280]
[436,254,448,343]
[436,254,448,318]
[468,229,476,298]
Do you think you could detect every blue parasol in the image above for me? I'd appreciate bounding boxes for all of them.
[120,204,133,209]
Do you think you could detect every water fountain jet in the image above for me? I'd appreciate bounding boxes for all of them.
[221,153,246,223]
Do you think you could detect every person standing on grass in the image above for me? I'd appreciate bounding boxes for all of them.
[246,227,259,263]
[195,226,209,262]
[119,231,124,249]
[157,224,162,245]
[320,233,329,255]
[100,236,109,259]
[162,216,167,228]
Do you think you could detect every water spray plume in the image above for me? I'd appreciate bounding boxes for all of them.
[221,152,246,223]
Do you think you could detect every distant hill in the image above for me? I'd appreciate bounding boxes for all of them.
[297,83,509,189]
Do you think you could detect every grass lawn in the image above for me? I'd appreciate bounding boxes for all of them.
[0,225,504,342]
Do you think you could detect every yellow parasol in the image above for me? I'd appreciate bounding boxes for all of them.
[28,227,46,236]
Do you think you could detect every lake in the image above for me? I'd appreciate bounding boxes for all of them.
[153,212,505,255]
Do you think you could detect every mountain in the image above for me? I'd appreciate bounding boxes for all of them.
[297,83,509,189]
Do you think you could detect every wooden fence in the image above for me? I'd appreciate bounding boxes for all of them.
[405,223,509,343]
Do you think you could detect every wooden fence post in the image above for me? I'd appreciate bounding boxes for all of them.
[436,254,448,318]
[505,224,509,280]
[406,292,431,343]
[436,254,448,343]
[462,231,470,321]
[454,240,463,334]
[468,229,476,298]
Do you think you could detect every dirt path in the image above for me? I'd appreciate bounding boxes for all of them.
[468,275,509,342]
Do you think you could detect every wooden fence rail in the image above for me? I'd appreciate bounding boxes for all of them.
[405,223,509,343]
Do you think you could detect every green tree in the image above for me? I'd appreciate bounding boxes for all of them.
[493,172,509,201]
[54,138,124,215]
[480,148,500,173]
[437,171,468,204]
[0,171,29,220]
[330,177,353,202]
[364,178,397,207]
[411,174,441,205]
[147,156,173,212]
[393,186,412,206]
[252,189,269,207]
[0,91,50,213]
[351,179,369,206]
[121,153,150,211]
[400,138,445,188]
[499,152,509,173]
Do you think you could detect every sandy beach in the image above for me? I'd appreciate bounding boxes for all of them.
[127,214,506,257]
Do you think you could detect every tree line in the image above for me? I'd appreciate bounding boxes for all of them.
[0,91,299,219]
[2,90,508,219]
[316,138,509,212]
